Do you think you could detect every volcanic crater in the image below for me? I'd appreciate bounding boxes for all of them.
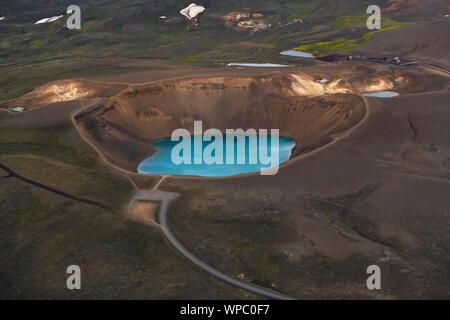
[72,73,394,173]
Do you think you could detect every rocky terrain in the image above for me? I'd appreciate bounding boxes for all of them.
[4,80,127,109]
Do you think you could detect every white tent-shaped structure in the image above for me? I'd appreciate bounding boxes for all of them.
[180,3,205,20]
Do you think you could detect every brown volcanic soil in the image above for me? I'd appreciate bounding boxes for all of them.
[164,86,450,299]
[387,0,450,18]
[75,73,374,171]
[352,19,450,69]
[3,57,449,298]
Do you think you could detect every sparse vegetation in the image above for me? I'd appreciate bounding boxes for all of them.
[0,0,419,67]
[0,119,248,299]
[333,15,400,30]
[164,182,407,299]
[293,23,414,56]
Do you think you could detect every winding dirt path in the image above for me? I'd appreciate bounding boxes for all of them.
[130,178,296,300]
[0,160,139,223]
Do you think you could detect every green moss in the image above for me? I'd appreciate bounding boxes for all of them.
[85,12,108,22]
[294,38,359,56]
[31,39,45,47]
[361,24,414,43]
[285,0,315,19]
[237,41,275,49]
[326,76,341,85]
[293,23,414,56]
[333,15,399,30]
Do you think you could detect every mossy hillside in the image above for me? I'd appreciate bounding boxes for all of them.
[293,23,414,57]
[0,117,249,299]
[0,0,417,66]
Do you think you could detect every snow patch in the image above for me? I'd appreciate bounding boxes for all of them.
[35,15,64,25]
[180,3,205,20]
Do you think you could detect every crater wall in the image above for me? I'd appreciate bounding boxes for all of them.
[76,74,369,172]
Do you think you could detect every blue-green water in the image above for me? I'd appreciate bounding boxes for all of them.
[137,135,296,177]
[9,107,25,112]
[280,50,315,58]
[363,91,399,98]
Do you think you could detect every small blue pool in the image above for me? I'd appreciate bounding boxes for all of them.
[280,50,315,58]
[363,91,399,98]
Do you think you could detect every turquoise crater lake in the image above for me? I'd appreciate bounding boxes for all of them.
[137,135,296,177]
